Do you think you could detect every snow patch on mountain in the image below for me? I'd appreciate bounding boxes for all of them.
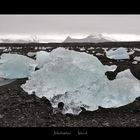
[64,34,117,43]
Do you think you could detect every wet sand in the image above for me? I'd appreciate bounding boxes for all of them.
[0,78,15,86]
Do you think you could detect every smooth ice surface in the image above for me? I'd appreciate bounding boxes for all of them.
[0,53,37,79]
[51,69,140,114]
[36,51,49,68]
[21,48,140,115]
[106,47,130,60]
[87,47,94,50]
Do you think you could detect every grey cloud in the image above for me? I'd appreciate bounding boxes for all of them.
[0,15,140,35]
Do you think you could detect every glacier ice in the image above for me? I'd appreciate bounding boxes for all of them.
[21,48,140,115]
[36,51,49,68]
[50,69,140,114]
[0,53,37,79]
[134,48,140,52]
[79,47,85,51]
[27,52,36,57]
[134,56,140,62]
[106,47,130,60]
[104,65,117,72]
[22,47,106,98]
[96,53,104,56]
[132,61,138,64]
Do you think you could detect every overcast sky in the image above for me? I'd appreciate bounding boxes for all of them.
[0,15,140,42]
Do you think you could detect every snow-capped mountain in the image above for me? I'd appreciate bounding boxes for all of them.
[63,34,117,43]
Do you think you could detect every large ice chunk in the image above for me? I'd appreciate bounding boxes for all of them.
[50,69,140,114]
[21,48,140,115]
[22,48,106,97]
[0,53,36,79]
[104,65,117,71]
[106,47,130,60]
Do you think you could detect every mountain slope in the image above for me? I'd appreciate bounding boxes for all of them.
[63,34,116,43]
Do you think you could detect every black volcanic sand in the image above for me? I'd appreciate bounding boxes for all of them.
[0,45,140,127]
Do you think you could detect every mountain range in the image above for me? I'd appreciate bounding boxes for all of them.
[0,34,117,43]
[63,34,117,43]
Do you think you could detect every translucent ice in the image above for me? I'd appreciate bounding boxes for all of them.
[0,53,37,79]
[50,69,140,114]
[21,48,140,114]
[22,48,106,98]
[106,47,130,60]
[36,51,49,68]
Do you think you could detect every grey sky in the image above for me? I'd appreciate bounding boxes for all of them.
[0,15,140,35]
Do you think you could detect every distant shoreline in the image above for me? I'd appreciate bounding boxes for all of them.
[0,41,140,48]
